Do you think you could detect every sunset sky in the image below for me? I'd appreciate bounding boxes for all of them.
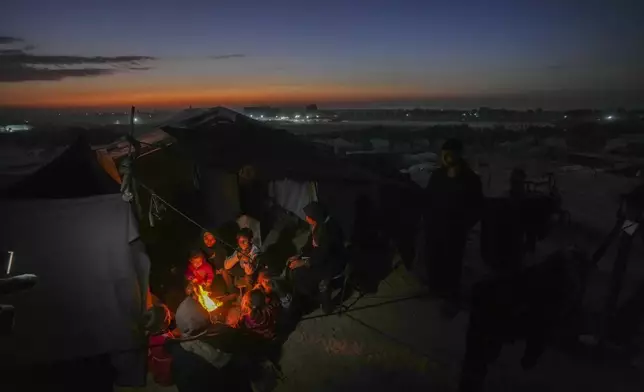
[1,0,643,109]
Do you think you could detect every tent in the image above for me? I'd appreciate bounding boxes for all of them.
[156,107,415,236]
[0,137,150,390]
[97,106,420,279]
[97,107,410,230]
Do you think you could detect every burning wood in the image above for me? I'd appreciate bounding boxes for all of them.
[195,284,222,313]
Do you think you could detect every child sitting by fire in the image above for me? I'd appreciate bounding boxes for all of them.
[237,288,279,340]
[185,250,215,294]
[222,228,261,292]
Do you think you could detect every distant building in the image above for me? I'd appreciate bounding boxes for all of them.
[243,106,280,118]
[0,124,33,133]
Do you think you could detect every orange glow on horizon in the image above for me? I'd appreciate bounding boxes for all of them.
[0,83,438,109]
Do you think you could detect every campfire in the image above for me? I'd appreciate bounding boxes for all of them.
[195,284,222,313]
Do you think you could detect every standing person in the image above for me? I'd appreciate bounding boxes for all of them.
[288,201,347,314]
[425,138,483,314]
[223,228,261,291]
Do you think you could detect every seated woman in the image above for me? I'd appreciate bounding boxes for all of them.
[222,228,261,293]
[185,250,214,292]
[287,201,347,314]
[200,230,227,269]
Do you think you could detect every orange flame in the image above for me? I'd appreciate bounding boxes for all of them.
[195,285,222,313]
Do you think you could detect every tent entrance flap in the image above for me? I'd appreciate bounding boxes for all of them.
[268,179,318,220]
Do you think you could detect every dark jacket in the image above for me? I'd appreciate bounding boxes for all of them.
[301,202,346,271]
[200,230,228,270]
[425,164,483,236]
[480,197,526,271]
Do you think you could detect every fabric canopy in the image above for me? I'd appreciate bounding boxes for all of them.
[1,137,120,199]
[0,195,149,370]
[0,136,149,387]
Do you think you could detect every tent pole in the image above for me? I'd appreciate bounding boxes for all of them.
[130,106,135,138]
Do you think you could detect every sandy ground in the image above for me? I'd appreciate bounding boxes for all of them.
[118,151,644,392]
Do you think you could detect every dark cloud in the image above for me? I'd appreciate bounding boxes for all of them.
[0,49,26,56]
[208,54,245,60]
[0,36,23,44]
[0,67,119,82]
[127,66,154,71]
[0,37,156,82]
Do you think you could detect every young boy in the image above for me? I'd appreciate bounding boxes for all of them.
[256,270,291,311]
[222,228,261,292]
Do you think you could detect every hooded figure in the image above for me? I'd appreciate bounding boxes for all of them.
[288,201,346,313]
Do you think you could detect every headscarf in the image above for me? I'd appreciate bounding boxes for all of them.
[201,230,215,247]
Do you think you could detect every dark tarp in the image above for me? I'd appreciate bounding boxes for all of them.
[0,137,148,388]
[198,166,241,228]
[160,107,384,183]
[1,137,120,199]
[0,195,149,386]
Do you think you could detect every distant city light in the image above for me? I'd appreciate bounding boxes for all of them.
[606,115,614,120]
[134,117,140,123]
[564,115,567,119]
[294,114,301,119]
[260,115,264,118]
[115,120,120,125]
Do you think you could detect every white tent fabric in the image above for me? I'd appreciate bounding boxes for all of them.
[268,179,318,221]
[0,194,149,384]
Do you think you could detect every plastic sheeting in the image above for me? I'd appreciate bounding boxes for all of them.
[268,179,318,221]
[0,194,149,386]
